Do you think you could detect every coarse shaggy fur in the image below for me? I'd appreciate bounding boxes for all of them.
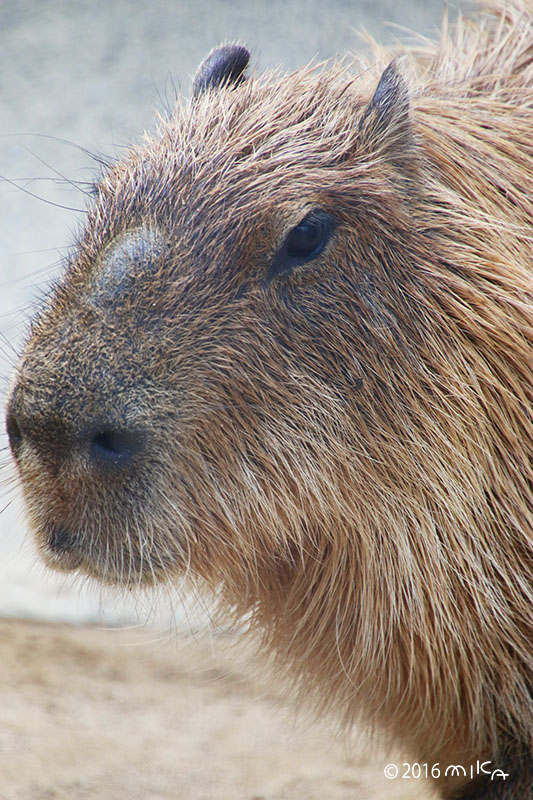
[6,2,533,798]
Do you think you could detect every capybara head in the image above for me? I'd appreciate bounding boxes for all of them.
[6,4,533,796]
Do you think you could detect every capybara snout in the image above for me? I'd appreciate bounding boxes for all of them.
[7,384,146,473]
[7,225,169,481]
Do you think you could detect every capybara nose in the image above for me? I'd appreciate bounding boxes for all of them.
[88,426,143,467]
[6,405,143,471]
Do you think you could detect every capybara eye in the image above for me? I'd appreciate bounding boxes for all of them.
[269,210,334,279]
[285,210,333,261]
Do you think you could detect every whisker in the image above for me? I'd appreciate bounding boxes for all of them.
[3,132,114,171]
[19,144,94,199]
[0,172,86,213]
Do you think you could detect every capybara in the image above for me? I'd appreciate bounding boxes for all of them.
[5,2,532,797]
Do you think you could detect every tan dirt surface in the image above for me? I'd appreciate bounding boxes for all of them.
[0,617,436,800]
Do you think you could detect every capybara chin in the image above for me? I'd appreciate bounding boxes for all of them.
[5,2,532,797]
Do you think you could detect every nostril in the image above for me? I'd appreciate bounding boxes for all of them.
[5,411,23,459]
[89,427,142,467]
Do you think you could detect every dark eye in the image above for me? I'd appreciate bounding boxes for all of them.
[268,209,335,279]
[286,212,330,258]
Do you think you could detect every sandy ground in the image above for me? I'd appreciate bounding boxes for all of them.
[0,618,437,800]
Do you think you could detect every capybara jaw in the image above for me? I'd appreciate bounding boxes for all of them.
[8,6,533,798]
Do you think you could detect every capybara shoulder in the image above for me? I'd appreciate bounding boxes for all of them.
[6,2,533,798]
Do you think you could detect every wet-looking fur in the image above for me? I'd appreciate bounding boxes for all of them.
[6,2,533,798]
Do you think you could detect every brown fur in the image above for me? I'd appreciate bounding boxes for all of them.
[6,3,533,798]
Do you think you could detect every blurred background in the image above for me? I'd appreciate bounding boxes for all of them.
[0,0,451,627]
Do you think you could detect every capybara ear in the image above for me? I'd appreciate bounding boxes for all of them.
[192,44,250,97]
[358,59,413,170]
